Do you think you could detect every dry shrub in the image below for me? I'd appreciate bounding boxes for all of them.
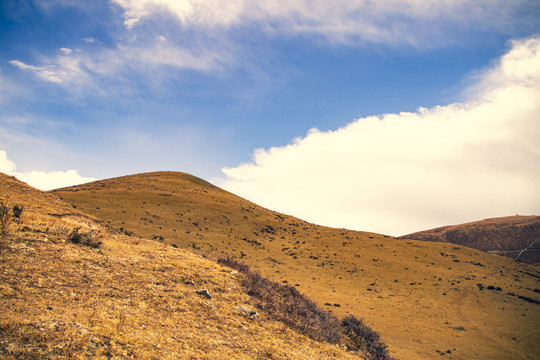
[12,204,23,219]
[218,257,339,342]
[0,202,12,234]
[67,227,103,248]
[217,257,393,359]
[342,315,391,359]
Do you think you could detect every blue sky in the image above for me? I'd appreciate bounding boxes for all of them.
[1,0,539,235]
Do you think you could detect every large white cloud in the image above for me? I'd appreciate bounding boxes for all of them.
[219,37,540,236]
[0,150,98,191]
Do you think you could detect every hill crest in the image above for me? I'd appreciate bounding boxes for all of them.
[51,171,540,360]
[0,172,369,359]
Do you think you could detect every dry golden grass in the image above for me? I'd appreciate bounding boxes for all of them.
[1,173,362,359]
[52,171,540,360]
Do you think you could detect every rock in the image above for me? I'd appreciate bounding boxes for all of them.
[235,306,258,320]
[196,289,212,299]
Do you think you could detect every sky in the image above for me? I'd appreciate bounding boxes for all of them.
[1,0,539,235]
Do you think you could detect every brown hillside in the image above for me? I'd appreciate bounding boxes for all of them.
[0,173,363,359]
[53,171,540,360]
[401,216,540,266]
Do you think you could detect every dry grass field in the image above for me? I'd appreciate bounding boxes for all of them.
[0,173,369,359]
[51,171,540,360]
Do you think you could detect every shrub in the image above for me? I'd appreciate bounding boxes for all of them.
[12,204,23,219]
[217,257,393,359]
[0,202,12,235]
[218,256,341,343]
[67,228,103,248]
[342,315,391,359]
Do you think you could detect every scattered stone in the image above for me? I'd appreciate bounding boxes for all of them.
[235,306,258,320]
[196,289,212,299]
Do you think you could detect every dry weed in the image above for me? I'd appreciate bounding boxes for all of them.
[0,202,12,235]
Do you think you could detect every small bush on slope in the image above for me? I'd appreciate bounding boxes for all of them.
[0,203,12,235]
[342,315,390,360]
[217,257,393,360]
[12,205,23,219]
[67,227,103,248]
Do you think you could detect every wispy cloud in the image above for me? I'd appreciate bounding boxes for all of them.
[112,0,536,46]
[9,0,538,94]
[9,34,233,93]
[218,37,540,236]
[10,47,91,87]
[0,150,98,191]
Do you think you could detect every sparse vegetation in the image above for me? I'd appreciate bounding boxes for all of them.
[342,315,390,359]
[0,202,25,237]
[217,257,393,359]
[12,204,23,219]
[0,202,11,235]
[43,171,540,359]
[0,177,361,359]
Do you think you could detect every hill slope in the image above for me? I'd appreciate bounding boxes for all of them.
[0,173,363,359]
[401,216,540,265]
[53,171,540,360]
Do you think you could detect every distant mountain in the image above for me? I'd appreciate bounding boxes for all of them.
[401,216,540,265]
[51,171,540,360]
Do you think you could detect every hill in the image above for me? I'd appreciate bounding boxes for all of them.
[52,171,540,360]
[401,216,540,266]
[0,173,371,359]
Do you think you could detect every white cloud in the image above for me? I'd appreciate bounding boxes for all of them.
[112,0,535,46]
[12,0,537,92]
[0,150,98,191]
[218,37,540,236]
[9,33,232,92]
[0,151,17,174]
[9,48,90,87]
[9,60,64,84]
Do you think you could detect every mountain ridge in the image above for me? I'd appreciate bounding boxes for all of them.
[401,216,540,265]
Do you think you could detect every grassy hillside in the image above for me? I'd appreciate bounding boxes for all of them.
[0,173,368,359]
[401,216,540,265]
[53,171,540,360]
